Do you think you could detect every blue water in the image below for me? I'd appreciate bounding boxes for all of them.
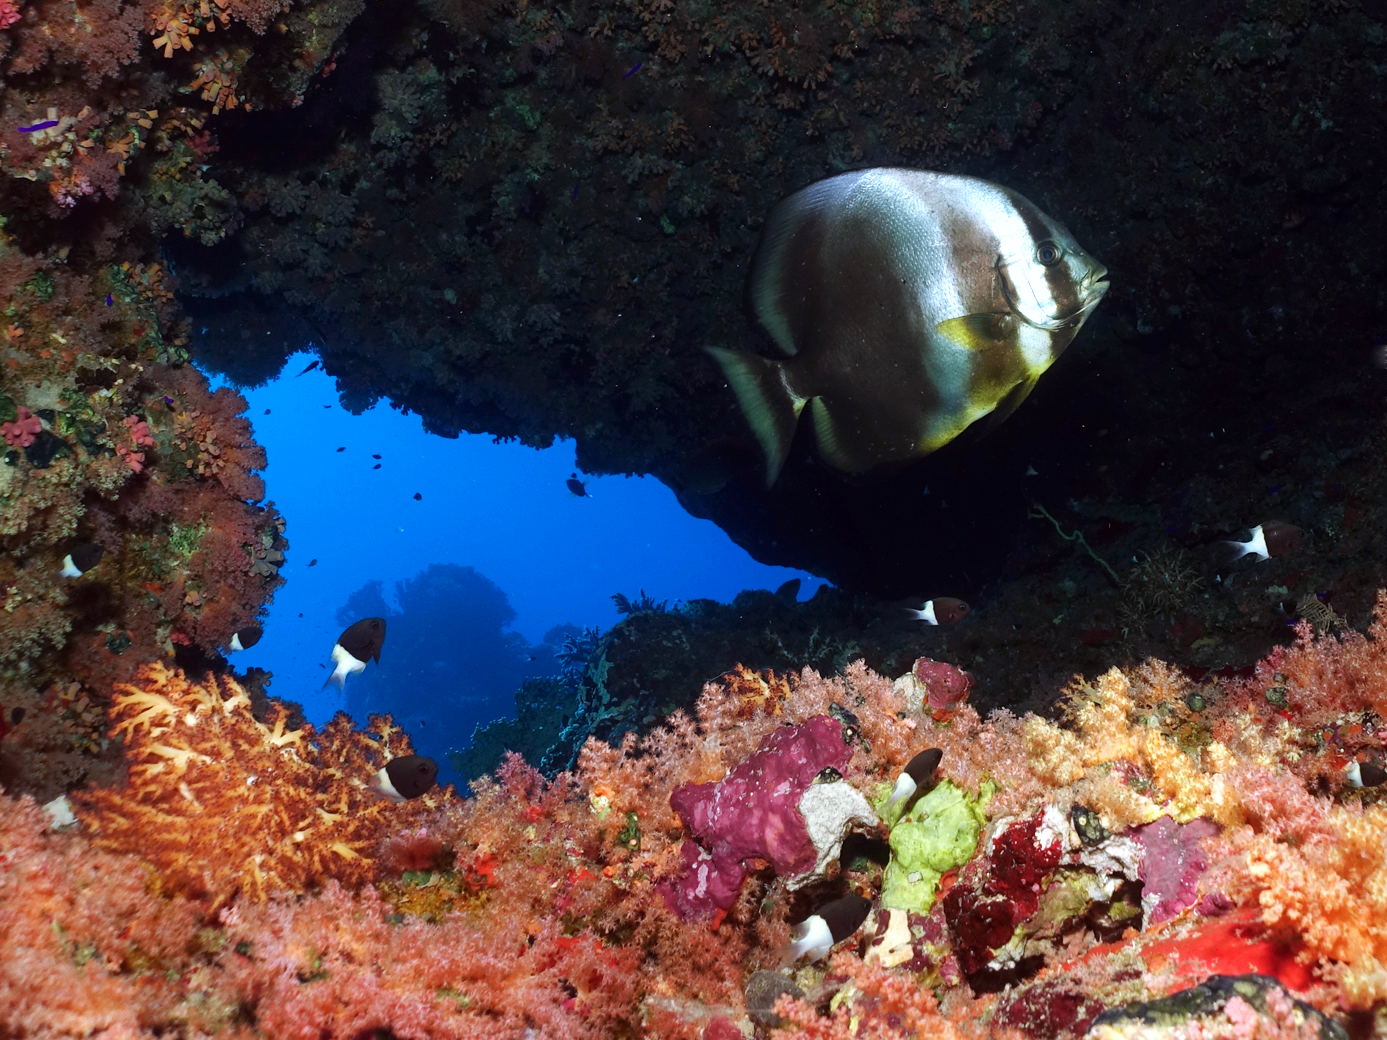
[207,353,825,744]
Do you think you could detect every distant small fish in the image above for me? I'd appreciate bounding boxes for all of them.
[622,62,642,79]
[264,408,271,415]
[323,404,332,409]
[229,624,263,652]
[373,755,438,801]
[373,463,381,470]
[906,597,970,625]
[60,542,104,579]
[323,617,386,691]
[413,492,422,500]
[18,120,60,133]
[1347,760,1387,788]
[336,446,345,452]
[372,454,382,459]
[298,360,320,376]
[884,747,943,814]
[566,473,590,497]
[774,577,801,603]
[1220,522,1304,564]
[308,558,318,567]
[778,893,872,965]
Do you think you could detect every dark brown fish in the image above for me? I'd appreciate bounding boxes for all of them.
[1222,521,1305,563]
[60,542,104,578]
[324,617,387,691]
[779,893,873,963]
[907,597,970,625]
[374,755,439,801]
[229,624,263,652]
[885,747,943,812]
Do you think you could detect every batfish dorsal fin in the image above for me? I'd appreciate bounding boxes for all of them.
[706,347,806,487]
[935,313,1015,351]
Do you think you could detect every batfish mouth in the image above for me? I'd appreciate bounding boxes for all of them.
[1083,268,1110,303]
[997,258,1110,331]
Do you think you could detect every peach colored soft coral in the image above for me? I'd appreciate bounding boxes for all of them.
[72,662,453,907]
[1224,799,1387,988]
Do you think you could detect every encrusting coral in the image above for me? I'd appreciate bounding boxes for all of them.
[4,597,1387,1037]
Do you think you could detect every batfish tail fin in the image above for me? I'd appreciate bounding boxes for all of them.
[706,346,805,487]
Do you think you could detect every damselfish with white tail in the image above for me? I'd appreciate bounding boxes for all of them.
[323,617,386,691]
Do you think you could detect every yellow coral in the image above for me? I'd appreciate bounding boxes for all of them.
[73,662,452,907]
[1022,715,1085,786]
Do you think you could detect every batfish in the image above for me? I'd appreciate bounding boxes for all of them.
[710,168,1109,485]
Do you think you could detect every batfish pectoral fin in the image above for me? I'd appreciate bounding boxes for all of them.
[706,346,806,487]
[934,313,1016,351]
[984,374,1040,431]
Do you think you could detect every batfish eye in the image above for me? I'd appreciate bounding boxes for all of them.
[1035,240,1063,266]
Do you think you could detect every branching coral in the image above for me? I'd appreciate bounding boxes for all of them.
[8,602,1387,1037]
[72,662,454,906]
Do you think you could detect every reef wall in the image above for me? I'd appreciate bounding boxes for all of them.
[4,612,1386,1036]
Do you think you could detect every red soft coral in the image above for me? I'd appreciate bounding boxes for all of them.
[1,405,41,447]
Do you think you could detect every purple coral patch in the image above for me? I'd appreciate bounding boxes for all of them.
[659,715,853,920]
[1129,815,1220,926]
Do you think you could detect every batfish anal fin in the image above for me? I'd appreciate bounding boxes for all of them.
[808,396,865,475]
[934,312,1015,351]
[984,374,1040,431]
[706,346,806,487]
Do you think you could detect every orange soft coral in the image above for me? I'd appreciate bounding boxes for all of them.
[72,662,454,906]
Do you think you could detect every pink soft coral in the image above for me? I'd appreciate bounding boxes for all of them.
[1,405,41,447]
[123,414,155,447]
[0,0,19,30]
[116,444,145,472]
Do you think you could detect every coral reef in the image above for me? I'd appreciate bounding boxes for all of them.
[6,597,1387,1037]
[0,0,360,803]
[72,662,453,906]
[0,226,286,801]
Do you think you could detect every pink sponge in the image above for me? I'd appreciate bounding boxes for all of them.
[659,715,855,920]
[1129,815,1220,925]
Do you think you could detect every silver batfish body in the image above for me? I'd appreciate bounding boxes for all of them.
[709,168,1109,485]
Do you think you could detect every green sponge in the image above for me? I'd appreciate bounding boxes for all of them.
[878,780,988,914]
